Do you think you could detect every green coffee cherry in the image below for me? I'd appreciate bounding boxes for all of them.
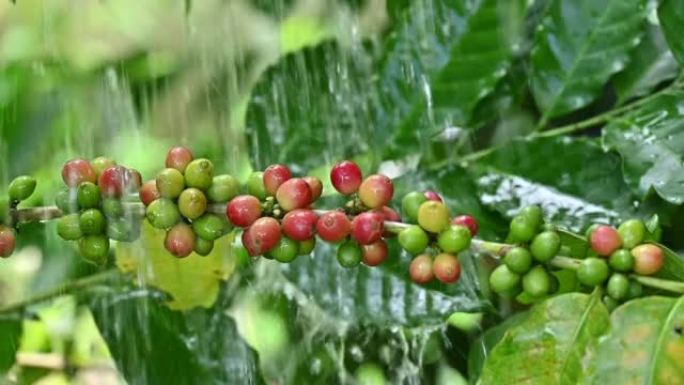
[247,172,267,200]
[77,182,101,209]
[194,237,214,256]
[489,265,521,294]
[576,257,609,287]
[522,266,551,297]
[184,159,214,190]
[79,209,106,235]
[609,249,634,272]
[530,231,561,262]
[401,191,427,222]
[398,225,429,255]
[90,156,116,177]
[509,215,537,243]
[102,198,124,218]
[270,237,299,263]
[55,188,78,214]
[504,247,533,274]
[156,168,185,199]
[107,219,140,242]
[607,273,629,300]
[627,280,643,299]
[57,214,82,240]
[8,175,37,202]
[178,188,207,220]
[617,219,646,249]
[146,198,181,229]
[437,225,471,253]
[337,241,362,268]
[207,174,240,203]
[192,214,228,241]
[602,295,619,312]
[518,205,543,230]
[79,235,110,265]
[298,238,316,255]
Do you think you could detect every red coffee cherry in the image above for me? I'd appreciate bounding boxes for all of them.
[632,244,664,275]
[263,164,292,196]
[410,254,434,284]
[451,215,478,236]
[590,225,622,256]
[282,209,318,241]
[377,206,400,222]
[351,212,384,245]
[227,195,262,228]
[362,240,388,266]
[276,178,312,212]
[99,166,139,198]
[165,146,194,173]
[242,217,281,256]
[139,180,160,206]
[303,176,323,202]
[62,159,97,187]
[358,174,393,209]
[433,253,461,284]
[423,190,442,202]
[164,223,196,258]
[0,225,16,258]
[316,211,351,243]
[330,160,363,195]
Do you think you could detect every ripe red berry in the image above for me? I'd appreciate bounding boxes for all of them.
[282,209,318,241]
[316,211,351,243]
[139,180,160,206]
[433,253,461,283]
[242,217,281,256]
[165,146,194,173]
[632,244,664,275]
[0,226,16,258]
[423,190,442,202]
[590,225,622,256]
[263,164,292,196]
[303,176,323,202]
[362,240,388,266]
[410,254,434,284]
[227,195,262,228]
[452,215,478,236]
[62,159,97,187]
[351,212,384,245]
[377,206,400,222]
[164,223,196,258]
[99,166,139,198]
[358,174,393,209]
[276,178,312,212]
[330,160,362,195]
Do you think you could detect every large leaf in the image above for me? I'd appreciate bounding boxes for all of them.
[659,0,684,65]
[530,0,647,122]
[478,292,610,385]
[586,296,684,385]
[602,91,684,204]
[0,320,21,374]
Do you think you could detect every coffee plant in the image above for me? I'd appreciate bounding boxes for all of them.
[2,0,684,384]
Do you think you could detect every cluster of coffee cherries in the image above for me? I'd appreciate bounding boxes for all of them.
[0,175,38,258]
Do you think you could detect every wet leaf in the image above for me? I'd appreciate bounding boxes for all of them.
[587,296,684,385]
[478,292,610,385]
[658,0,684,65]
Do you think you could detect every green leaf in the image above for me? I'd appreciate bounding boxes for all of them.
[659,0,684,65]
[530,0,647,121]
[602,91,684,204]
[557,228,589,258]
[0,319,21,374]
[587,296,684,384]
[652,242,684,282]
[478,292,610,385]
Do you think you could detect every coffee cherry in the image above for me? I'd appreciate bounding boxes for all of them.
[577,257,609,287]
[76,182,101,209]
[99,166,136,198]
[242,217,281,256]
[107,219,140,242]
[62,159,97,187]
[184,159,214,190]
[398,225,429,255]
[263,164,292,196]
[337,240,362,268]
[155,168,184,199]
[79,209,106,235]
[8,176,37,203]
[165,223,196,258]
[358,174,393,209]
[207,174,240,203]
[589,225,622,256]
[79,235,109,264]
[585,223,600,241]
[451,215,478,236]
[194,237,214,256]
[165,146,194,173]
[423,190,442,202]
[409,255,434,284]
[128,169,143,191]
[178,188,208,220]
[607,273,630,300]
[504,247,533,274]
[433,253,461,283]
[609,249,634,272]
[90,157,116,178]
[282,209,317,241]
[227,195,262,228]
[437,225,471,253]
[192,214,228,241]
[303,176,323,201]
[102,198,124,218]
[146,198,181,229]
[276,178,312,211]
[298,238,316,255]
[490,265,521,294]
[139,180,160,206]
[378,206,400,222]
[631,244,664,275]
[509,216,537,243]
[269,237,299,263]
[518,205,543,230]
[330,160,363,195]
[55,188,78,214]
[417,201,449,233]
[401,192,427,222]
[618,219,646,249]
[522,265,551,297]
[316,211,351,243]
[247,171,267,200]
[362,240,388,266]
[57,214,83,240]
[530,231,561,262]
[0,225,17,258]
[351,212,384,245]
[627,280,643,299]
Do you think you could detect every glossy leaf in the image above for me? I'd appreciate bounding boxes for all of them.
[659,0,684,65]
[478,292,610,385]
[530,0,647,121]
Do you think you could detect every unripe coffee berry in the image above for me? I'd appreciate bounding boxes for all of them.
[437,225,471,253]
[631,244,664,275]
[433,253,461,283]
[316,211,351,243]
[362,240,388,266]
[409,255,434,284]
[178,188,208,220]
[79,235,110,265]
[489,265,521,294]
[227,195,262,228]
[62,159,97,187]
[358,174,393,209]
[576,257,609,286]
[518,205,543,231]
[276,178,312,212]
[184,159,214,190]
[351,212,384,245]
[282,209,318,241]
[0,225,16,258]
[102,198,124,218]
[607,273,629,300]
[330,160,362,195]
[242,217,281,256]
[451,215,478,236]
[139,180,160,206]
[418,201,449,233]
[207,174,240,203]
[90,157,116,178]
[628,280,643,299]
[8,176,37,203]
[165,223,196,258]
[423,190,442,202]
[57,214,83,240]
[77,182,101,209]
[269,237,299,263]
[617,219,646,249]
[522,265,551,297]
[398,225,429,255]
[146,198,181,229]
[194,238,214,256]
[79,209,106,235]
[504,247,533,274]
[156,168,185,199]
[263,164,292,196]
[401,191,427,222]
[193,214,228,241]
[590,225,622,256]
[530,231,561,262]
[336,240,362,268]
[55,188,78,214]
[303,176,323,201]
[609,249,634,272]
[509,215,537,243]
[247,172,267,200]
[298,238,316,255]
[165,146,194,173]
